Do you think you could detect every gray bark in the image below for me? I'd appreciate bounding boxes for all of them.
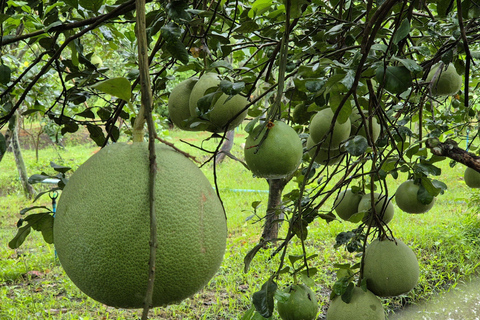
[215,130,235,165]
[260,178,289,246]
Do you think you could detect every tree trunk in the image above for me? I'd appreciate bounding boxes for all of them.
[215,130,235,165]
[260,178,289,246]
[11,112,36,199]
[0,130,11,163]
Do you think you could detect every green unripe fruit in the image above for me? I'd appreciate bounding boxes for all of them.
[357,193,394,226]
[309,108,351,149]
[168,78,199,131]
[349,109,381,143]
[333,189,363,221]
[426,63,462,96]
[277,284,318,320]
[91,55,103,67]
[326,287,385,320]
[363,238,419,297]
[292,103,316,125]
[244,121,303,179]
[464,167,480,188]
[189,73,248,132]
[306,136,343,166]
[395,180,435,214]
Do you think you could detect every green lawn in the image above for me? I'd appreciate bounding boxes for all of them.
[1,127,480,319]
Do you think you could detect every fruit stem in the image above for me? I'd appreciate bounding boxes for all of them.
[135,0,158,319]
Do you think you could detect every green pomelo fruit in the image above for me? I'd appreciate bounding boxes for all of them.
[306,136,343,166]
[395,180,435,214]
[189,72,221,115]
[326,286,385,320]
[349,109,381,143]
[426,63,463,96]
[357,193,394,226]
[54,143,227,308]
[333,189,363,221]
[309,108,351,148]
[277,284,318,320]
[207,93,248,132]
[168,78,199,131]
[189,72,248,132]
[244,121,303,179]
[363,238,419,297]
[292,103,316,125]
[464,167,480,188]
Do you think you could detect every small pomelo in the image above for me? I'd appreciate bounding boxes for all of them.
[395,180,435,214]
[244,121,303,179]
[309,108,351,148]
[326,286,385,320]
[426,63,463,96]
[168,78,199,131]
[363,238,419,297]
[292,103,316,125]
[277,284,318,320]
[333,189,363,221]
[306,136,343,166]
[54,143,227,308]
[464,167,480,188]
[357,193,394,226]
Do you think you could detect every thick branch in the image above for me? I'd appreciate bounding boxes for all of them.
[427,138,480,171]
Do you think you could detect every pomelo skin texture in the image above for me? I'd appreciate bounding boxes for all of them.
[357,193,394,226]
[350,109,381,143]
[363,238,420,297]
[427,63,462,96]
[326,286,385,320]
[54,143,227,308]
[309,108,351,149]
[277,284,318,320]
[395,180,435,214]
[333,189,363,221]
[306,136,342,166]
[244,121,303,179]
[168,78,199,131]
[464,167,480,188]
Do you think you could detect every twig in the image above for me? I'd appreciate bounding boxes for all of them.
[155,136,200,163]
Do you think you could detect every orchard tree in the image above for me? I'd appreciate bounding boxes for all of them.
[2,0,480,319]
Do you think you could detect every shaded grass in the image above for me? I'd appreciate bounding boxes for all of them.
[1,128,480,319]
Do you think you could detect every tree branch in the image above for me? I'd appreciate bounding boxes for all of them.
[426,138,480,171]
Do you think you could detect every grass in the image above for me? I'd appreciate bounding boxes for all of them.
[1,127,480,319]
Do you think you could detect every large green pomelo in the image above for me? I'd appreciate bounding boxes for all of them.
[189,72,221,115]
[306,136,343,166]
[363,238,419,297]
[349,109,381,143]
[426,63,462,96]
[54,143,227,308]
[326,286,385,320]
[292,103,316,125]
[333,189,363,221]
[357,193,394,226]
[277,284,318,320]
[208,93,248,132]
[244,121,303,179]
[395,180,435,214]
[168,78,199,131]
[309,108,351,148]
[464,167,480,188]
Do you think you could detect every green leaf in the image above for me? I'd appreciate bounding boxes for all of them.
[0,64,11,84]
[288,254,305,265]
[210,60,233,70]
[165,39,189,65]
[90,77,132,102]
[392,57,422,74]
[244,244,263,273]
[20,206,49,215]
[76,108,95,119]
[341,282,355,303]
[252,279,277,318]
[40,215,54,244]
[375,66,412,94]
[79,0,104,11]
[220,80,245,95]
[87,124,106,146]
[345,135,368,156]
[437,0,454,17]
[305,80,325,92]
[28,174,51,184]
[392,18,410,44]
[8,225,31,249]
[50,161,71,174]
